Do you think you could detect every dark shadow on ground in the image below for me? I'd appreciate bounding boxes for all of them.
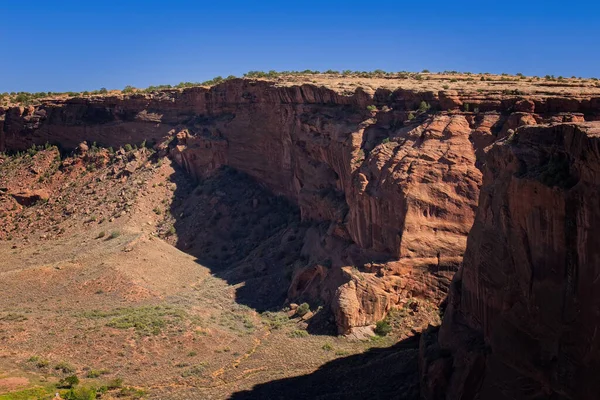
[229,333,422,400]
[167,165,310,312]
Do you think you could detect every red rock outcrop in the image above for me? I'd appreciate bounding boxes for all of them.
[421,122,600,399]
[3,80,598,333]
[10,188,50,206]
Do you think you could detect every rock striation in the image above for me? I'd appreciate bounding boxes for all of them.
[2,79,599,334]
[421,122,600,399]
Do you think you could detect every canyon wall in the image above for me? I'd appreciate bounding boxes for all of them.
[2,80,599,334]
[421,122,600,399]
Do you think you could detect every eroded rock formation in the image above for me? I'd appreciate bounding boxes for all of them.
[2,80,599,334]
[421,122,600,399]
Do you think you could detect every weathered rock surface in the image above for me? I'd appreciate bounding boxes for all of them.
[421,122,600,399]
[2,79,597,333]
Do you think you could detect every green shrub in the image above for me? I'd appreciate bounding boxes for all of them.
[181,364,207,378]
[57,375,80,388]
[36,359,49,368]
[124,144,133,152]
[381,137,390,144]
[289,329,309,338]
[407,112,415,121]
[86,369,101,378]
[296,303,310,317]
[418,101,430,113]
[355,149,365,162]
[122,85,135,94]
[374,320,392,336]
[537,156,575,189]
[55,361,75,373]
[366,105,377,112]
[63,386,96,400]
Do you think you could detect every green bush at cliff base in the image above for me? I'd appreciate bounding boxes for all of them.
[374,320,392,336]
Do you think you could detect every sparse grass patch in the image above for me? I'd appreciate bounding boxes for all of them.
[108,231,120,240]
[0,313,27,322]
[261,311,289,330]
[82,306,187,336]
[0,387,54,400]
[116,387,146,399]
[181,363,207,378]
[55,361,75,374]
[28,357,49,368]
[289,329,309,338]
[106,378,124,390]
[86,369,109,378]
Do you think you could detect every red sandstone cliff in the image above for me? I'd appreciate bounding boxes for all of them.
[2,80,599,334]
[421,122,600,399]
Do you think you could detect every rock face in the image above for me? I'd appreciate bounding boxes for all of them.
[2,80,598,334]
[421,122,600,399]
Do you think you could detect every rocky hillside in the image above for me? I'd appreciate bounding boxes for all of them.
[2,78,599,339]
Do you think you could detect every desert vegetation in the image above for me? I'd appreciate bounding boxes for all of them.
[3,70,600,107]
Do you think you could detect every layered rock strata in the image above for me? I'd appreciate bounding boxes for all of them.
[2,80,597,333]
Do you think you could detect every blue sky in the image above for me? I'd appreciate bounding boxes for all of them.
[1,0,598,92]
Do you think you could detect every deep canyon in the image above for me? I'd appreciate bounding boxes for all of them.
[2,76,600,399]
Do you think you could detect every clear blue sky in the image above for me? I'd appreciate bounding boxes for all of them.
[1,0,598,92]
